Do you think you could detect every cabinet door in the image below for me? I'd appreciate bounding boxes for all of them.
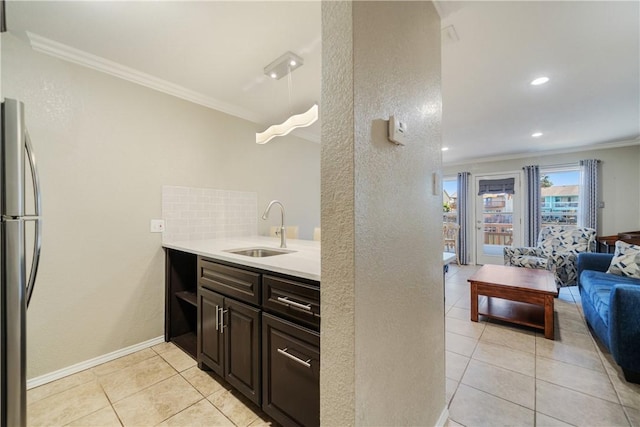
[198,287,224,376]
[262,313,320,427]
[224,298,261,405]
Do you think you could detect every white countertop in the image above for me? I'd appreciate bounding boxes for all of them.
[163,236,321,281]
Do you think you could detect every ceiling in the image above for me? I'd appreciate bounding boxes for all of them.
[438,1,639,164]
[5,1,639,164]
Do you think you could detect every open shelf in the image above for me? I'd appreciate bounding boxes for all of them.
[478,297,544,331]
[171,331,197,360]
[175,291,197,307]
[166,249,198,360]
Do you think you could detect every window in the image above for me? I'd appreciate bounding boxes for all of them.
[540,167,580,226]
[443,177,458,223]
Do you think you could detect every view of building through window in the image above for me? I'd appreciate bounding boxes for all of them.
[443,178,457,223]
[541,169,580,226]
[441,169,580,251]
[481,192,514,248]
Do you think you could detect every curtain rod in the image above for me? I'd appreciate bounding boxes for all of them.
[538,162,581,170]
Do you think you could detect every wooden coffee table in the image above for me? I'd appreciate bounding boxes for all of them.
[468,265,558,339]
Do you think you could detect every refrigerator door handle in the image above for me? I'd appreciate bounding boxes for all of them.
[25,130,42,307]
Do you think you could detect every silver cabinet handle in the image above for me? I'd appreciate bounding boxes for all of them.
[25,130,42,308]
[277,347,311,368]
[219,307,228,333]
[277,296,312,311]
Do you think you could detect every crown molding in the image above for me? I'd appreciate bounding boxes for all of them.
[26,31,266,125]
[443,137,640,167]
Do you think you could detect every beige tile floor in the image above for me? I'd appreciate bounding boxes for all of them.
[27,342,272,427]
[445,264,640,427]
[29,264,640,426]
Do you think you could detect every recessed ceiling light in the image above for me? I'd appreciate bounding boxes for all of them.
[530,77,549,86]
[289,60,297,67]
[442,147,449,151]
[270,72,277,79]
[531,132,543,138]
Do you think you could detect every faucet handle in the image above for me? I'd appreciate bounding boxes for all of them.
[275,229,282,237]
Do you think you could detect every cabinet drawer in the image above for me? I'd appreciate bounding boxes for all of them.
[198,257,260,305]
[263,275,320,330]
[262,314,319,427]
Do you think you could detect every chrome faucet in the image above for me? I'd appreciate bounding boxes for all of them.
[262,200,287,248]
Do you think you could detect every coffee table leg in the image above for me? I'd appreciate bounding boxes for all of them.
[544,295,554,339]
[470,282,478,322]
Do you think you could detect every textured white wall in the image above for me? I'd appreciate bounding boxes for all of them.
[443,144,640,236]
[322,2,444,425]
[1,34,320,378]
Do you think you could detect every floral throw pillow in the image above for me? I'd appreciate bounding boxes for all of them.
[606,241,640,279]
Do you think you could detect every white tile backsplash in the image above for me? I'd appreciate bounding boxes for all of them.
[162,186,257,243]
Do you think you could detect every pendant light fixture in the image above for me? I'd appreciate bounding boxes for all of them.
[256,51,318,144]
[256,104,318,144]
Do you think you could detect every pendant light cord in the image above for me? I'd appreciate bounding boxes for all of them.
[287,66,293,114]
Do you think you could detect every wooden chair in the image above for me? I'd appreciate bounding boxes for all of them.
[269,226,299,239]
[443,222,461,265]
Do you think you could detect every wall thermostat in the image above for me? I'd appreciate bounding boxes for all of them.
[388,115,407,145]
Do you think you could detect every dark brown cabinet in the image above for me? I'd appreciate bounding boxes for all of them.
[197,259,261,405]
[262,275,320,330]
[165,249,198,358]
[198,286,224,372]
[224,298,261,402]
[167,252,320,425]
[198,257,260,305]
[262,313,320,427]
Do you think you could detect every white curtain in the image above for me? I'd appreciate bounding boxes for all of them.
[457,172,471,264]
[580,159,600,230]
[523,165,541,246]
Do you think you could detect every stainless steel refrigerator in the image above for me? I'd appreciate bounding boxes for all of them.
[1,98,43,427]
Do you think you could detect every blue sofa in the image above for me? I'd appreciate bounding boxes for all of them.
[577,253,640,383]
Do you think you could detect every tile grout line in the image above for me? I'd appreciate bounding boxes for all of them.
[175,369,244,427]
[158,344,263,427]
[537,377,632,408]
[100,357,182,405]
[461,382,536,415]
[27,369,98,406]
[93,379,122,425]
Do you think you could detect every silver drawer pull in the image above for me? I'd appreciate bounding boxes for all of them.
[277,296,312,311]
[277,347,312,368]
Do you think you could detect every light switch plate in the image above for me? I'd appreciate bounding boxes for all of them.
[150,219,165,233]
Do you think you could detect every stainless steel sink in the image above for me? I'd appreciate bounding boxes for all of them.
[224,247,296,258]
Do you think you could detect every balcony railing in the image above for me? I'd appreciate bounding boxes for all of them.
[483,223,513,246]
[484,201,506,208]
[484,232,513,246]
[542,201,579,208]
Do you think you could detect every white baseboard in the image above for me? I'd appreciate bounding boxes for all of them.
[436,407,450,427]
[27,336,165,389]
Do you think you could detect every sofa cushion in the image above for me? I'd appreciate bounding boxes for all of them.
[607,241,640,279]
[581,270,640,327]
